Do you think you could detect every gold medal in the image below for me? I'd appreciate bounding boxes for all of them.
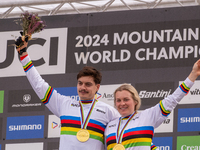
[113,144,125,150]
[76,129,90,142]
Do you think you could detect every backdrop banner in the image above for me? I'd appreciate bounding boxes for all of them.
[0,5,200,150]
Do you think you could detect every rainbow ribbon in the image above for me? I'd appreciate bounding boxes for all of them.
[116,112,137,144]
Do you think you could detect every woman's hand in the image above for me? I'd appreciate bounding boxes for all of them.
[188,59,200,82]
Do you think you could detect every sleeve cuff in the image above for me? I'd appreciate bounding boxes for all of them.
[184,77,194,89]
[21,55,31,66]
[20,54,28,61]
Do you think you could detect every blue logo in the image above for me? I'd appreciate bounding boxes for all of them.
[6,115,44,139]
[152,137,172,149]
[178,108,200,132]
[55,87,79,101]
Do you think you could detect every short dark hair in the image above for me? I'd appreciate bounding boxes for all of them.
[77,66,102,84]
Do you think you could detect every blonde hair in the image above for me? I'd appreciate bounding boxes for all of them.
[114,84,141,113]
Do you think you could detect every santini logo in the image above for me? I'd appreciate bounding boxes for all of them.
[180,117,200,123]
[9,124,42,131]
[139,89,171,98]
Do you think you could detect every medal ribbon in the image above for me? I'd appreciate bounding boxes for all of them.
[116,112,136,144]
[79,98,97,129]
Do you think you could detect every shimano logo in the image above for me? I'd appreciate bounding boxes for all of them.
[181,145,200,150]
[180,117,200,123]
[9,124,42,131]
[96,109,106,114]
[71,103,80,107]
[139,89,171,98]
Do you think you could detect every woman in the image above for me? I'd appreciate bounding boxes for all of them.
[105,59,200,150]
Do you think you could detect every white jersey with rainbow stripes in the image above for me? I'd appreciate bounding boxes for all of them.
[21,55,120,150]
[105,77,194,150]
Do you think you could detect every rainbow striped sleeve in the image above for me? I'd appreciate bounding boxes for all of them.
[179,82,190,94]
[60,116,106,143]
[41,86,54,105]
[159,100,170,117]
[23,60,33,72]
[151,144,157,150]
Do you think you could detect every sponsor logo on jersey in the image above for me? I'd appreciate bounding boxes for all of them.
[96,109,106,114]
[71,103,80,107]
[108,124,116,128]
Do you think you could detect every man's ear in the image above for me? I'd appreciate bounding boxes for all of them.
[96,84,100,91]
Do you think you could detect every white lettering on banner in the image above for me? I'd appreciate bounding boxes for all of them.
[181,145,200,150]
[9,124,42,131]
[135,46,200,61]
[113,28,199,45]
[75,34,109,47]
[180,117,200,123]
[12,103,42,107]
[74,49,131,64]
[73,27,200,65]
[0,28,67,77]
[156,146,170,150]
[139,89,171,98]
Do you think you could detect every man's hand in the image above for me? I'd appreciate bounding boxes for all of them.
[16,41,28,56]
[15,33,29,56]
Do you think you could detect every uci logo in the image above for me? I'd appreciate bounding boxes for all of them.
[0,28,67,77]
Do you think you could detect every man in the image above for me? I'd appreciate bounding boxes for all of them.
[16,40,120,150]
